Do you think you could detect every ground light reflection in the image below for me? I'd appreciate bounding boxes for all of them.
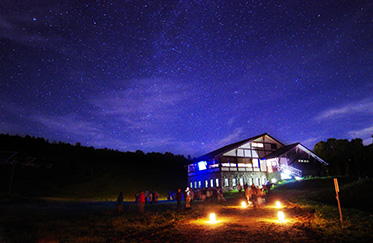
[276,201,282,208]
[209,213,217,223]
[241,201,247,208]
[278,211,285,222]
[189,213,228,226]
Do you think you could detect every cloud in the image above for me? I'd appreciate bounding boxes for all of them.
[315,98,373,120]
[92,79,192,130]
[214,127,244,148]
[0,15,49,47]
[32,114,98,137]
[348,125,373,145]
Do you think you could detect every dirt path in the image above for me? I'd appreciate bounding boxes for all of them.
[168,202,322,243]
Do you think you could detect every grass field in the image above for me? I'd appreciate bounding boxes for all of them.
[0,177,372,242]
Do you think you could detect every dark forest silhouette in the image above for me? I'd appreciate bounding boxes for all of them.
[1,134,372,198]
[0,134,188,198]
[314,137,373,177]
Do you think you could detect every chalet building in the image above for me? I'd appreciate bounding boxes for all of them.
[187,133,327,192]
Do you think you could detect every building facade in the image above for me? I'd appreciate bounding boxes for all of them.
[187,133,327,192]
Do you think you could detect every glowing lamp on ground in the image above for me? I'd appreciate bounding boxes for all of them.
[276,201,282,208]
[209,213,217,223]
[278,211,285,222]
[241,201,247,208]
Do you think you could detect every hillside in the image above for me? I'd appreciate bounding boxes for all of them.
[0,134,188,200]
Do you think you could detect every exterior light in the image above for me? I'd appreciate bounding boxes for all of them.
[198,161,207,170]
[278,211,285,222]
[276,201,282,208]
[209,213,216,223]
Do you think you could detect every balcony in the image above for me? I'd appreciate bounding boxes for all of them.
[188,162,263,175]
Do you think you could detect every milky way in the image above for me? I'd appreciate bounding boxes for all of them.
[1,0,372,157]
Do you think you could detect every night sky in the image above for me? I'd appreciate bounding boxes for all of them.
[1,0,372,157]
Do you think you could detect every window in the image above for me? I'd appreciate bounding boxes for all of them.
[215,178,219,187]
[271,144,277,150]
[232,178,237,187]
[298,159,309,163]
[249,178,253,185]
[239,178,244,186]
[198,181,201,188]
[205,180,208,188]
[252,142,264,148]
[194,181,197,189]
[190,182,193,188]
[210,179,214,187]
[224,178,229,187]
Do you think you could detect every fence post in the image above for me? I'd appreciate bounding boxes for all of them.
[333,178,343,228]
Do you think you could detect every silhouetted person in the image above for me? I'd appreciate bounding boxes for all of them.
[185,187,191,209]
[138,191,145,215]
[176,188,182,211]
[117,192,124,214]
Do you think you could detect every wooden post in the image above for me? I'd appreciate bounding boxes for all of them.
[333,178,343,227]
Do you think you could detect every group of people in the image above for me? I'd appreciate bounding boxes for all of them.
[117,186,229,215]
[191,187,226,202]
[135,191,159,204]
[240,183,268,208]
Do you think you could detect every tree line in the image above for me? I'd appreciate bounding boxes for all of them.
[0,134,188,196]
[314,137,373,177]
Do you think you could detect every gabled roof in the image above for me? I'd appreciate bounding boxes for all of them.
[264,143,328,165]
[194,133,285,162]
[263,143,299,159]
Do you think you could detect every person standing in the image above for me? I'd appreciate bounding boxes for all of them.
[138,191,145,215]
[117,192,124,214]
[185,187,191,209]
[217,188,226,201]
[175,188,182,211]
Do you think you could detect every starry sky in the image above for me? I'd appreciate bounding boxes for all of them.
[1,0,372,157]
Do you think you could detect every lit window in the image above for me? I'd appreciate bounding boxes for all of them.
[215,178,219,187]
[252,142,264,148]
[224,178,229,187]
[239,178,244,186]
[298,159,309,163]
[194,181,197,189]
[210,179,214,187]
[232,178,237,187]
[198,181,201,188]
[190,182,193,188]
[205,180,208,188]
[249,178,253,185]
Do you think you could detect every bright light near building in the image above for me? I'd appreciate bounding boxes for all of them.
[241,201,247,208]
[281,169,292,180]
[278,211,285,222]
[209,213,216,223]
[276,201,282,208]
[198,161,207,170]
[271,178,277,184]
[295,176,302,180]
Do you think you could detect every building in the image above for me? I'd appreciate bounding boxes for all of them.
[187,133,327,191]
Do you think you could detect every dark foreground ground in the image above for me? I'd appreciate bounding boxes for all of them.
[0,187,372,242]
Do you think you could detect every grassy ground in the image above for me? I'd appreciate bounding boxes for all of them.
[0,177,372,242]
